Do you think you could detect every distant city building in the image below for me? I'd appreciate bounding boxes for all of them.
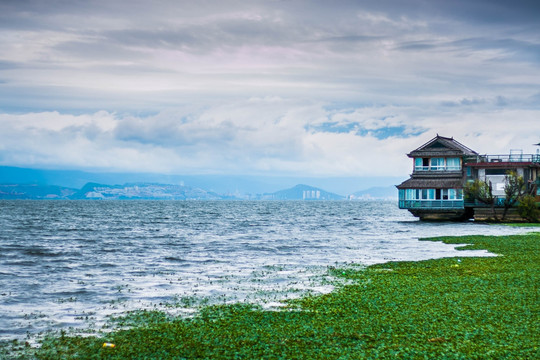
[303,190,320,199]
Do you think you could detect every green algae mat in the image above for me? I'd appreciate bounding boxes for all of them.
[4,233,539,359]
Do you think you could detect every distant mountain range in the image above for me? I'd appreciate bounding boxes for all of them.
[0,183,228,200]
[0,182,397,201]
[0,166,400,200]
[0,184,77,199]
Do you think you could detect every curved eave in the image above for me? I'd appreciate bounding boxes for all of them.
[407,151,474,158]
[397,177,464,189]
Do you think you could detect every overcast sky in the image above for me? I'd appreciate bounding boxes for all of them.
[1,0,539,178]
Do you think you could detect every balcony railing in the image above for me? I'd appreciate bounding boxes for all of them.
[399,200,464,210]
[414,166,461,171]
[465,154,540,164]
[464,198,508,208]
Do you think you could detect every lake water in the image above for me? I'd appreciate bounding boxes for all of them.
[0,200,535,341]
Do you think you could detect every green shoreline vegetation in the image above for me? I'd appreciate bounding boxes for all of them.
[3,233,539,359]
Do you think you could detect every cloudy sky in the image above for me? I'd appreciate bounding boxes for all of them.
[1,0,539,179]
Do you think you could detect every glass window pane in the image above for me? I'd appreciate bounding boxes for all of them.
[447,157,461,170]
[431,158,444,170]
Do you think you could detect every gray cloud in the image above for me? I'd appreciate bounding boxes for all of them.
[439,0,540,27]
[395,41,439,51]
[53,40,150,62]
[450,38,540,63]
[0,0,539,175]
[114,116,241,147]
[0,60,20,70]
[441,98,488,107]
[101,18,301,54]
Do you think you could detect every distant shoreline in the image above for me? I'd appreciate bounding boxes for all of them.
[0,182,397,201]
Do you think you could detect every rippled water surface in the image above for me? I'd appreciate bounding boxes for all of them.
[0,200,535,340]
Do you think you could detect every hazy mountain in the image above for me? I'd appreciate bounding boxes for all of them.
[350,186,398,200]
[0,184,77,199]
[259,184,344,200]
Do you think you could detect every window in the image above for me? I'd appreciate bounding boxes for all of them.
[414,158,430,171]
[404,189,464,201]
[446,158,461,170]
[430,158,445,170]
[435,189,450,200]
[416,158,461,171]
[404,189,459,200]
[486,169,506,175]
[442,189,449,200]
[447,189,463,200]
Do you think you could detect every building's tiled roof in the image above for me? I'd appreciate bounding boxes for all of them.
[396,177,464,189]
[408,135,478,158]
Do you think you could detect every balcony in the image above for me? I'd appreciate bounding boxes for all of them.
[465,154,540,164]
[464,198,507,208]
[414,166,461,172]
[399,200,464,210]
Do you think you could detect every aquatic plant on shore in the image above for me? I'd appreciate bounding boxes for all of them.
[2,233,539,359]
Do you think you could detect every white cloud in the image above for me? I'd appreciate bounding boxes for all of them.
[1,100,538,177]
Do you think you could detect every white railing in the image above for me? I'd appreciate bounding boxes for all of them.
[465,154,540,164]
[399,200,464,209]
[414,166,461,171]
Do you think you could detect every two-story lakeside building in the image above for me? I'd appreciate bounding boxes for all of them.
[397,135,540,221]
[397,136,477,220]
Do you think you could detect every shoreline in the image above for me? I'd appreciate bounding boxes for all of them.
[3,232,539,359]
